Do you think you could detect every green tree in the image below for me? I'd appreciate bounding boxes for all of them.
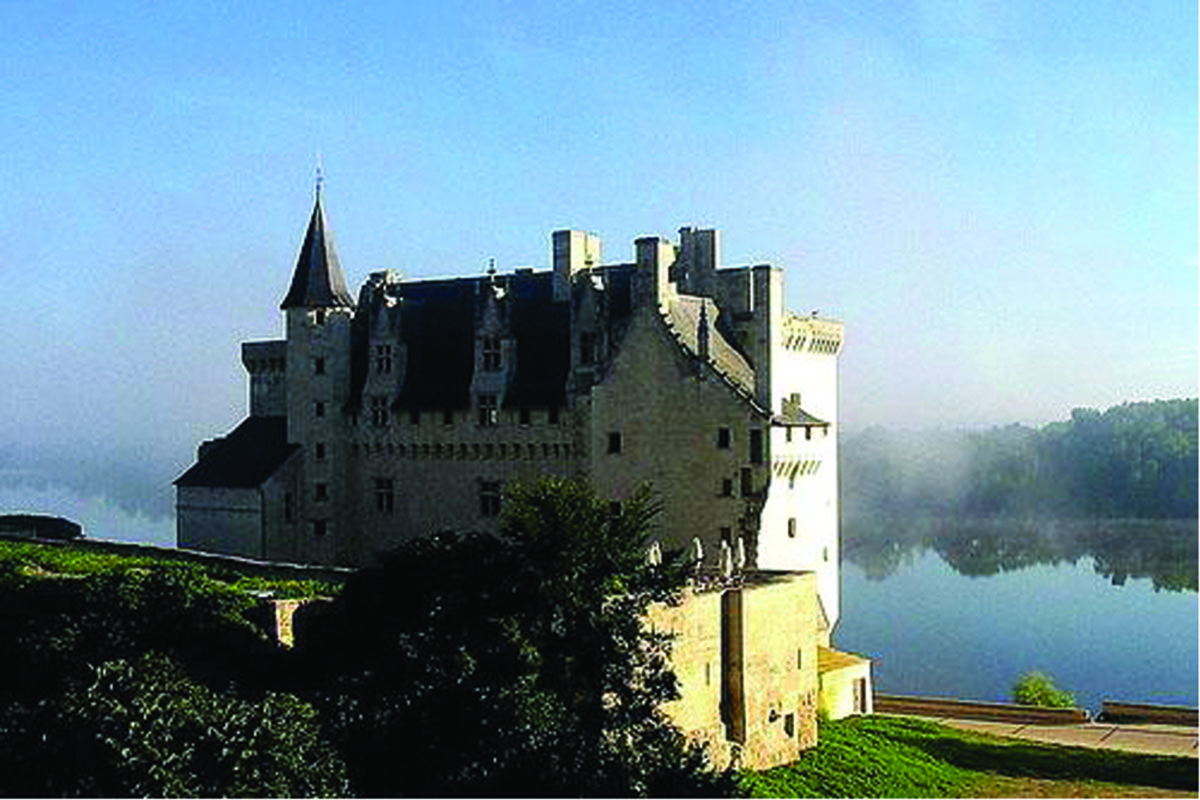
[0,653,346,797]
[298,478,731,797]
[1012,670,1075,708]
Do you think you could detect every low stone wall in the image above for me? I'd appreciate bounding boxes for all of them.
[875,693,1088,724]
[1099,701,1199,726]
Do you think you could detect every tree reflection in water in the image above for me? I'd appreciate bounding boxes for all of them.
[843,516,1197,592]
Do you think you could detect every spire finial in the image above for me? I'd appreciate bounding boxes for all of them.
[487,257,496,276]
[315,152,324,201]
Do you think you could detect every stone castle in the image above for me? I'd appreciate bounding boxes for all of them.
[176,189,870,767]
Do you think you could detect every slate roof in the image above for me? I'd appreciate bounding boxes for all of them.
[775,405,830,427]
[663,295,756,396]
[280,193,355,309]
[174,416,297,488]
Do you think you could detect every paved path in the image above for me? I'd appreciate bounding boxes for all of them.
[907,715,1198,758]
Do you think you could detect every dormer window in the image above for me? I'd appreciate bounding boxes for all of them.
[482,337,502,372]
[478,394,498,427]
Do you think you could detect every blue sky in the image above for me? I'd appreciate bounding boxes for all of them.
[0,1,1195,533]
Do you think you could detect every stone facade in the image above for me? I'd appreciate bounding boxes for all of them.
[649,572,823,770]
[175,192,870,766]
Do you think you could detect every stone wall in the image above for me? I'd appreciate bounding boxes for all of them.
[649,571,821,771]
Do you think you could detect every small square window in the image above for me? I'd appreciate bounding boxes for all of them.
[717,427,731,449]
[315,442,326,460]
[314,483,328,502]
[314,401,326,418]
[374,477,394,515]
[607,431,622,454]
[312,519,327,536]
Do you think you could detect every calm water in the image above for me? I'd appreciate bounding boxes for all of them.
[835,527,1198,713]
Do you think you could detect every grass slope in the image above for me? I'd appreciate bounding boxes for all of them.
[0,537,342,598]
[742,716,1197,798]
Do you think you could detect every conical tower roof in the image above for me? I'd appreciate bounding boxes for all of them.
[280,191,355,309]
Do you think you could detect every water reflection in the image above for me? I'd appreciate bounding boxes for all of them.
[843,517,1198,592]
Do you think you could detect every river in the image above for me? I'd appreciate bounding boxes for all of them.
[834,517,1198,713]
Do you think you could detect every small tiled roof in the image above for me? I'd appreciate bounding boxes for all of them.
[174,416,297,488]
[818,646,870,674]
[280,194,355,309]
[775,406,830,427]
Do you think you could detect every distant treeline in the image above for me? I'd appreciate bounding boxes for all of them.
[843,399,1197,520]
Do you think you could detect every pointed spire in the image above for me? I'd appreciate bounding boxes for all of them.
[697,301,710,361]
[280,184,355,310]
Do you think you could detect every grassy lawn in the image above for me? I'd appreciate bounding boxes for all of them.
[741,716,1198,798]
[0,537,343,598]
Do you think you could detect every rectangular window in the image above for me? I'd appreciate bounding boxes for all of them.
[580,332,597,365]
[786,426,793,443]
[478,394,498,427]
[482,336,502,372]
[314,401,326,418]
[409,409,420,425]
[607,431,622,454]
[313,356,326,375]
[374,478,394,515]
[375,344,393,373]
[717,427,731,449]
[480,481,502,517]
[519,407,531,426]
[315,442,326,460]
[784,713,795,738]
[314,483,328,502]
[806,426,813,441]
[721,478,733,497]
[740,467,753,497]
[312,519,327,536]
[314,309,326,326]
[371,396,389,427]
[284,492,294,523]
[548,406,560,425]
[749,429,764,464]
[787,518,796,538]
[443,408,453,425]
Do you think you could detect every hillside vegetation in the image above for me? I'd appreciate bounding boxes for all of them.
[844,399,1197,519]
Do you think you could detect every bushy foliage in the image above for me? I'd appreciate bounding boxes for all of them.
[0,563,275,702]
[0,653,346,797]
[298,478,732,797]
[1012,670,1075,708]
